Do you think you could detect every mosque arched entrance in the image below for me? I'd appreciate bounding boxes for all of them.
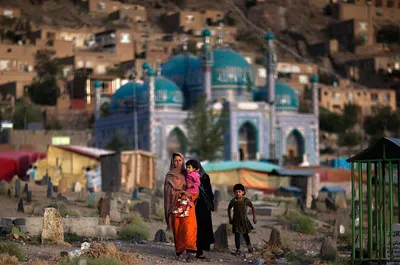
[285,129,305,165]
[238,122,257,160]
[167,127,187,156]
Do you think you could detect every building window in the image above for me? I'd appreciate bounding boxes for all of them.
[258,68,266,78]
[245,57,252,64]
[86,61,93,68]
[370,93,378,101]
[395,62,399,70]
[3,10,14,18]
[77,60,84,68]
[96,65,106,74]
[383,93,391,103]
[120,33,131,43]
[101,81,110,93]
[97,2,105,10]
[387,0,394,7]
[298,75,308,84]
[375,0,382,7]
[185,15,195,23]
[332,92,340,100]
[347,92,354,102]
[324,91,328,96]
[0,60,10,71]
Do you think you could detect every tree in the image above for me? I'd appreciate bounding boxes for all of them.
[364,106,400,144]
[338,131,362,156]
[342,104,361,129]
[106,65,126,78]
[105,132,127,152]
[319,107,343,133]
[184,95,227,161]
[28,49,61,106]
[12,103,42,129]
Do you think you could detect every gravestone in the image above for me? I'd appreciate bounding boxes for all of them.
[155,188,163,198]
[27,191,32,203]
[23,183,29,194]
[99,198,111,218]
[47,182,53,198]
[78,189,86,201]
[57,193,68,202]
[132,201,150,221]
[15,179,21,198]
[214,190,221,211]
[0,181,7,195]
[269,227,282,246]
[319,237,337,261]
[17,198,24,213]
[41,208,64,245]
[151,195,160,216]
[7,188,11,198]
[109,199,121,222]
[58,178,68,193]
[154,229,167,243]
[122,202,130,214]
[214,224,229,251]
[87,193,96,208]
[74,182,82,192]
[104,215,110,225]
[41,176,49,186]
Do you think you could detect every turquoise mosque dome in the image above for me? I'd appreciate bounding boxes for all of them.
[110,81,144,112]
[253,82,299,112]
[138,76,184,108]
[211,47,254,90]
[161,53,202,91]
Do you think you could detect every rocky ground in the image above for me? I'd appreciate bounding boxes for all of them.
[0,180,349,264]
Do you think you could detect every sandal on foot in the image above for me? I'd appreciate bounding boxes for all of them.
[195,254,206,259]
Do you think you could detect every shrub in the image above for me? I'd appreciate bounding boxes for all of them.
[60,209,80,217]
[278,211,317,235]
[0,242,25,261]
[118,222,150,242]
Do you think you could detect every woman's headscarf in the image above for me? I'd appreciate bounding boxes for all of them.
[164,152,186,229]
[195,160,215,211]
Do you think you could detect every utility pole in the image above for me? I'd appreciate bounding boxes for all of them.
[129,70,139,150]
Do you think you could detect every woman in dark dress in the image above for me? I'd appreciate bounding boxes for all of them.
[195,160,215,259]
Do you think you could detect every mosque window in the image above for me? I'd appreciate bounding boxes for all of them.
[383,93,391,103]
[332,92,340,100]
[298,75,308,84]
[370,93,378,102]
[257,69,266,78]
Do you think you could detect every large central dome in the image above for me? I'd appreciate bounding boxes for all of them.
[212,47,254,90]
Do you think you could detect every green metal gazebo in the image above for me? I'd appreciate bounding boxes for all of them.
[347,137,400,263]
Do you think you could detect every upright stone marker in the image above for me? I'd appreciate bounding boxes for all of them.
[7,188,11,198]
[17,198,24,213]
[41,208,64,245]
[214,224,229,251]
[27,191,32,203]
[23,183,29,194]
[47,182,53,198]
[15,179,21,198]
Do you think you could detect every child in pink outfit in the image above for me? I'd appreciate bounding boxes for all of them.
[172,159,200,217]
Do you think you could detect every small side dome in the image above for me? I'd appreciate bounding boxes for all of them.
[142,62,150,70]
[110,81,144,112]
[310,75,319,83]
[253,82,299,112]
[139,77,183,109]
[202,29,211,37]
[265,32,275,40]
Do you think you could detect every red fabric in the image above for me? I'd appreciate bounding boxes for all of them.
[0,157,17,182]
[0,151,46,179]
[71,99,86,110]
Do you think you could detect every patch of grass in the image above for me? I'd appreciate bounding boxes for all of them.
[338,228,352,245]
[226,224,233,236]
[278,211,316,235]
[0,182,8,195]
[0,241,25,261]
[60,209,80,217]
[58,257,124,265]
[88,211,99,217]
[64,233,85,243]
[118,213,149,242]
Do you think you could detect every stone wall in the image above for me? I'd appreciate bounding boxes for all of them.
[6,130,93,152]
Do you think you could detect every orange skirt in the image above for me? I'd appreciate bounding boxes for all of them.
[172,193,198,254]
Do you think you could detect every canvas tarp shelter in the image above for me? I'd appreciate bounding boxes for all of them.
[36,145,121,191]
[203,161,286,191]
[121,150,156,192]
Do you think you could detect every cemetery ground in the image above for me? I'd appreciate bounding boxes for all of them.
[0,180,351,265]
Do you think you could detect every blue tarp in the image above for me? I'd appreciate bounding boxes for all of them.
[319,186,346,195]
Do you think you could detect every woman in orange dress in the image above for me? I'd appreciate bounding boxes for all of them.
[164,152,198,260]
